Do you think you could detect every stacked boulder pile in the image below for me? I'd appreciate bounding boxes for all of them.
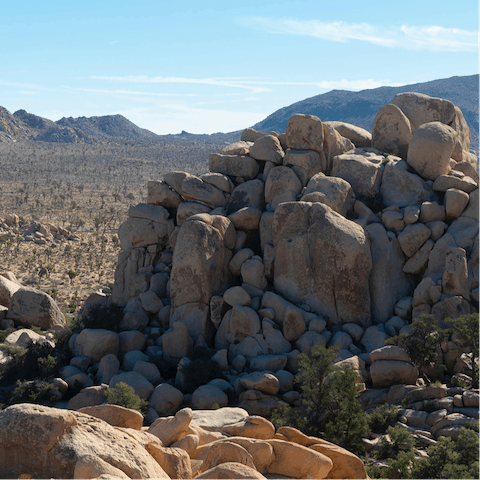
[0,403,368,479]
[51,92,478,427]
[0,214,80,245]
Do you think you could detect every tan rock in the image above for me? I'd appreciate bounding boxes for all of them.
[170,214,233,308]
[407,122,457,181]
[7,286,65,330]
[371,103,413,158]
[221,141,252,155]
[322,123,354,173]
[273,202,372,326]
[209,153,260,180]
[149,383,184,416]
[148,407,193,447]
[265,166,302,204]
[74,454,130,479]
[182,175,227,209]
[195,462,266,479]
[391,92,456,133]
[74,329,119,363]
[0,404,168,479]
[370,360,418,387]
[442,247,470,299]
[0,274,21,307]
[381,158,435,207]
[266,439,333,479]
[286,114,324,153]
[241,128,266,142]
[445,188,470,218]
[164,170,192,195]
[397,223,431,257]
[228,207,262,231]
[331,148,385,198]
[200,441,256,473]
[190,407,249,433]
[221,416,275,440]
[420,201,445,222]
[283,149,326,178]
[78,404,143,430]
[147,180,183,208]
[302,173,355,216]
[324,121,372,148]
[370,345,411,363]
[240,372,280,395]
[249,135,284,164]
[310,443,368,479]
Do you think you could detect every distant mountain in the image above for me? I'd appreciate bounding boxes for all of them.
[253,75,479,149]
[57,114,160,141]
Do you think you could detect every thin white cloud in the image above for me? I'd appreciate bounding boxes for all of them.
[241,17,478,52]
[62,86,196,97]
[91,75,271,94]
[91,75,402,92]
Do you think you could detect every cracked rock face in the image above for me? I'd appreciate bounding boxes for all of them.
[273,201,372,327]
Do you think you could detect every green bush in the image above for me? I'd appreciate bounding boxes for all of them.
[375,426,415,460]
[10,379,59,405]
[270,345,368,455]
[386,314,449,382]
[104,381,148,415]
[446,313,479,388]
[368,427,479,479]
[0,340,57,384]
[367,404,401,433]
[0,327,16,343]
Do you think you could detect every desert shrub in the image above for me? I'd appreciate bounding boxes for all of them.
[0,327,16,343]
[10,379,59,405]
[104,381,148,415]
[446,313,479,388]
[0,340,57,383]
[368,426,480,479]
[386,314,449,382]
[375,426,415,460]
[270,345,368,455]
[367,404,401,433]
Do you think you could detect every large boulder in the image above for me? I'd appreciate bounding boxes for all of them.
[0,404,169,479]
[273,202,372,326]
[365,223,413,323]
[7,286,65,330]
[391,92,456,133]
[170,214,234,308]
[407,122,457,181]
[371,104,413,159]
[330,148,384,198]
[118,203,174,250]
[286,114,324,153]
[381,158,435,207]
[301,173,355,217]
[324,121,372,148]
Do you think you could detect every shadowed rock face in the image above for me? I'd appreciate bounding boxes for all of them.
[170,215,234,309]
[273,201,372,327]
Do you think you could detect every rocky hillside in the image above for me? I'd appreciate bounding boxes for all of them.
[57,114,160,141]
[253,75,479,149]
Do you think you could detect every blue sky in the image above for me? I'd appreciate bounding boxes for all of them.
[0,0,477,134]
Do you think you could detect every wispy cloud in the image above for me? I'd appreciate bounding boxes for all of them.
[91,75,271,94]
[62,86,196,97]
[240,17,478,52]
[91,75,402,93]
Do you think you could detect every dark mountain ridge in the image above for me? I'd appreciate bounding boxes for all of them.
[253,74,479,149]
